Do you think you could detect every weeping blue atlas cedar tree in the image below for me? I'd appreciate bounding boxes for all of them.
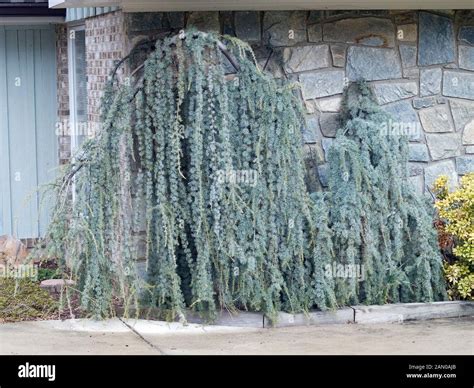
[326,82,446,305]
[42,31,446,321]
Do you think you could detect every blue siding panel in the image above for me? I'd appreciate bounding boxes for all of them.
[0,26,12,236]
[0,25,58,238]
[6,28,39,238]
[35,28,58,236]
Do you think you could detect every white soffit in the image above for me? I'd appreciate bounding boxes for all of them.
[49,0,474,11]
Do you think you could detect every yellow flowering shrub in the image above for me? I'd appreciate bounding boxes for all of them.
[433,173,474,300]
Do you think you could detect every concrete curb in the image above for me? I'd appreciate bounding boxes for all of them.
[190,301,473,328]
[263,308,354,328]
[8,302,471,337]
[352,301,474,324]
[186,310,264,328]
[112,301,473,329]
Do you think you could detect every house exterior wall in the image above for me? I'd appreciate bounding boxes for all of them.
[0,25,58,238]
[85,10,127,125]
[62,9,474,192]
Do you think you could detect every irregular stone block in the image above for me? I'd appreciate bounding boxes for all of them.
[317,164,329,187]
[443,70,474,99]
[323,17,395,47]
[325,10,354,18]
[283,45,330,73]
[235,11,261,42]
[308,24,322,42]
[168,12,185,29]
[302,115,320,144]
[263,11,307,46]
[346,46,402,81]
[458,26,474,45]
[399,44,417,68]
[308,11,323,24]
[127,12,166,31]
[419,105,454,133]
[463,120,474,145]
[413,97,436,110]
[320,113,340,137]
[221,11,235,35]
[455,11,474,27]
[397,23,417,42]
[408,174,425,194]
[403,67,419,79]
[437,97,448,104]
[372,80,418,105]
[383,100,422,141]
[418,12,455,66]
[299,70,345,100]
[322,137,334,158]
[392,11,417,24]
[303,99,317,114]
[456,155,474,175]
[315,95,342,112]
[420,68,442,96]
[253,46,271,61]
[259,52,285,78]
[410,164,424,177]
[187,12,220,32]
[466,146,474,154]
[426,133,462,160]
[424,159,458,189]
[449,99,474,131]
[409,143,430,162]
[459,45,474,71]
[304,142,325,164]
[330,44,346,67]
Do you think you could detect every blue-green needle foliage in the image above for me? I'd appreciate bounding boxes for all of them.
[44,33,446,320]
[44,31,336,320]
[326,82,446,305]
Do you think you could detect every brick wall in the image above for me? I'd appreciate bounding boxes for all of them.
[85,10,128,125]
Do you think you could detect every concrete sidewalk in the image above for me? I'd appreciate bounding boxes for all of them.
[0,317,472,355]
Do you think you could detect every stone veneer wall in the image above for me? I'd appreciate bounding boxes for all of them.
[69,10,474,192]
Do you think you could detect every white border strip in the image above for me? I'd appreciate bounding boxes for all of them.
[0,17,65,25]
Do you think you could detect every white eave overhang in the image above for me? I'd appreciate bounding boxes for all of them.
[49,0,474,12]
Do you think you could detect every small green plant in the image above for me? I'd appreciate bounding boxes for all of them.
[433,173,474,300]
[37,268,61,282]
[0,278,58,322]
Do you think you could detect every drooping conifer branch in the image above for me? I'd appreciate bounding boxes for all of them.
[42,32,446,322]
